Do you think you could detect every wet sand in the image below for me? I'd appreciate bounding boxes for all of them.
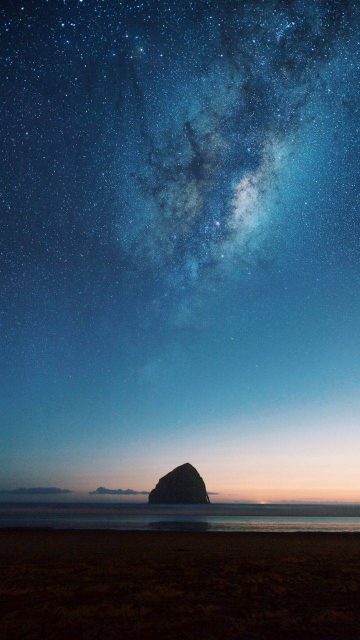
[1,530,360,639]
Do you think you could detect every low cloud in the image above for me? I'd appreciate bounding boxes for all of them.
[0,487,72,495]
[89,486,149,496]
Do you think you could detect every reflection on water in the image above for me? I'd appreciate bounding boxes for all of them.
[148,520,209,532]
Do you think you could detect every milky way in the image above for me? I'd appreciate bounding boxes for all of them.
[1,1,357,312]
[117,1,353,284]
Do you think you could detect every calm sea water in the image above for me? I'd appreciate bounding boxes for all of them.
[2,503,360,532]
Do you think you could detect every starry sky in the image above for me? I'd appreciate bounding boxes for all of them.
[1,0,360,501]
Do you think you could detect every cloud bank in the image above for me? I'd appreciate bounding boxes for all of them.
[89,487,149,496]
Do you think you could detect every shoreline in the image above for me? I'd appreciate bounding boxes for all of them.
[3,526,360,533]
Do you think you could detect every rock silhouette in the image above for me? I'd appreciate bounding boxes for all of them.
[148,463,210,504]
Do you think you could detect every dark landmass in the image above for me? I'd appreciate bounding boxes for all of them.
[0,487,71,495]
[89,487,149,495]
[149,462,210,504]
[1,530,360,639]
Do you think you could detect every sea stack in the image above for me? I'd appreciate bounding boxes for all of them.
[148,463,210,504]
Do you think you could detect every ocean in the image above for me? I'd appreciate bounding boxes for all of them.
[3,502,360,532]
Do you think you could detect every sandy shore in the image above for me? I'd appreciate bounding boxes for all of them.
[1,530,360,639]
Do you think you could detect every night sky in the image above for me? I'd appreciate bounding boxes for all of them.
[2,0,360,501]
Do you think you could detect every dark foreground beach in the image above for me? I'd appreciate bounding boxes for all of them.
[1,531,360,639]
